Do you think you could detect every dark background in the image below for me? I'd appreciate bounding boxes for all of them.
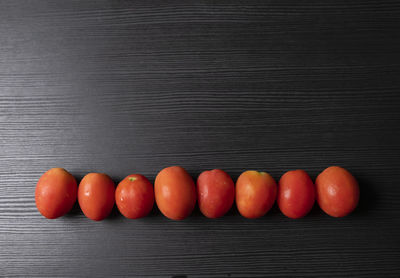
[1,0,400,277]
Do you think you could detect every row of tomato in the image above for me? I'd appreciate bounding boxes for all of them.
[35,166,359,221]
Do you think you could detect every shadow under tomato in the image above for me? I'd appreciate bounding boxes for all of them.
[106,205,123,220]
[146,203,163,218]
[64,201,82,218]
[353,176,377,216]
[224,203,239,217]
[306,202,326,217]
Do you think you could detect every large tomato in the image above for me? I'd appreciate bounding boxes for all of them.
[236,170,277,219]
[115,174,154,219]
[35,168,77,219]
[78,173,115,221]
[154,166,196,220]
[315,166,359,217]
[197,169,235,218]
[278,170,315,219]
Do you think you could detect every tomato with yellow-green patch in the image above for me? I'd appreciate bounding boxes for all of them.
[236,170,277,219]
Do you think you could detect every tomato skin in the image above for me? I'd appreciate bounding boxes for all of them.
[277,170,315,219]
[197,169,235,218]
[236,170,277,219]
[316,166,359,217]
[35,168,77,219]
[115,174,154,219]
[78,173,115,221]
[155,166,196,220]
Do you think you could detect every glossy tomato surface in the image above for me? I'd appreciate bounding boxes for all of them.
[35,168,77,219]
[197,169,235,218]
[115,174,154,219]
[78,173,115,221]
[236,170,277,219]
[278,170,315,219]
[154,166,196,220]
[315,166,359,217]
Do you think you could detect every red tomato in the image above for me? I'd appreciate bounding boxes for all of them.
[197,169,235,218]
[277,170,315,219]
[35,168,77,219]
[315,166,359,217]
[115,174,154,219]
[236,170,277,219]
[78,173,115,221]
[154,166,196,220]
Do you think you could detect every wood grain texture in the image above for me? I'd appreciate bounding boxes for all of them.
[1,0,400,277]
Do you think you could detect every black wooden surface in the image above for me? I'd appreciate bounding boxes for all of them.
[1,1,400,277]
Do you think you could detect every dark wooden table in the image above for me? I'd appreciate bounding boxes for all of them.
[1,1,400,277]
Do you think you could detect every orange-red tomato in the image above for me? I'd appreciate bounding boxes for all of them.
[115,174,154,219]
[236,170,277,219]
[78,173,115,221]
[197,169,235,218]
[278,170,315,219]
[154,166,196,220]
[315,166,359,217]
[35,168,77,219]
